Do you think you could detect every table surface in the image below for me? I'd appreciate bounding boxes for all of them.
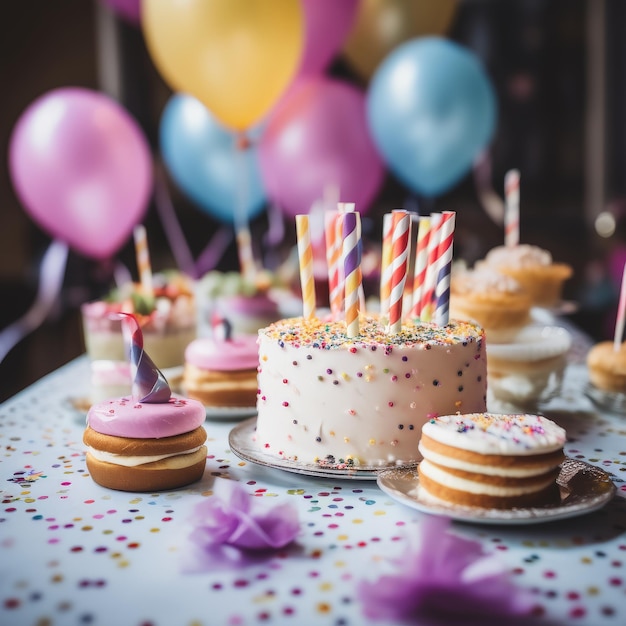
[1,346,626,626]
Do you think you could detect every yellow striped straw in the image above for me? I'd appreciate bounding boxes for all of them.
[296,215,316,319]
[133,225,153,297]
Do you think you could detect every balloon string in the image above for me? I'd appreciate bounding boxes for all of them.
[0,239,69,364]
[194,226,234,277]
[234,134,258,282]
[154,162,198,278]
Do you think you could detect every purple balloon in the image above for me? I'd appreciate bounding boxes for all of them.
[298,0,359,77]
[9,87,153,259]
[258,77,385,217]
[100,0,141,24]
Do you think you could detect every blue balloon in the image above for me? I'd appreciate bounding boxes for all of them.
[159,94,266,223]
[367,37,497,197]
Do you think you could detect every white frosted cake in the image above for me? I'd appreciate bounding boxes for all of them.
[255,315,487,467]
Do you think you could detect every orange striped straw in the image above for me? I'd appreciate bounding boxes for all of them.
[133,225,153,298]
[379,212,394,319]
[236,226,257,283]
[434,211,456,326]
[296,215,316,319]
[387,210,411,334]
[342,210,362,337]
[408,216,431,319]
[504,169,520,247]
[325,211,343,319]
[419,213,444,321]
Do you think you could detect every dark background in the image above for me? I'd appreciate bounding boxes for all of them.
[1,0,625,402]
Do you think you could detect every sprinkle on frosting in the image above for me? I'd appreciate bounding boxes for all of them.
[260,315,484,350]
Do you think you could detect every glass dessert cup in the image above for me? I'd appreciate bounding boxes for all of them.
[486,324,572,411]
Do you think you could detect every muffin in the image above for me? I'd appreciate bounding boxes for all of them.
[479,244,572,307]
[450,266,533,343]
[587,341,626,394]
[418,412,566,509]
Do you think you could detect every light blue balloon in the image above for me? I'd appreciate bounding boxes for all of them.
[159,94,266,223]
[367,37,497,197]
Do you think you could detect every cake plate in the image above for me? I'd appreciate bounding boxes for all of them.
[377,458,616,525]
[229,417,409,480]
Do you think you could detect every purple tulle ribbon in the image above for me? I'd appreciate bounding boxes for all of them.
[118,312,171,403]
[358,516,534,625]
[183,480,300,571]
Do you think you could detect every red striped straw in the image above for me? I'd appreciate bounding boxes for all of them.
[434,211,456,326]
[387,210,411,334]
[379,213,394,319]
[325,211,343,319]
[419,213,444,321]
[296,215,316,319]
[133,225,153,298]
[409,216,432,318]
[614,263,626,351]
[342,210,362,337]
[504,169,520,247]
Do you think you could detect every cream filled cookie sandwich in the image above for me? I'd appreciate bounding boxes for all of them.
[84,314,207,492]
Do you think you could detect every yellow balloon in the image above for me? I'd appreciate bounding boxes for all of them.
[343,0,458,79]
[142,0,303,131]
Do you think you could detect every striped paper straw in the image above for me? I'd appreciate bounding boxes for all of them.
[133,225,153,298]
[296,215,316,319]
[419,212,444,321]
[504,169,520,247]
[342,210,362,337]
[434,211,456,326]
[614,263,626,351]
[236,225,257,283]
[409,216,432,318]
[388,210,411,334]
[379,213,394,318]
[325,211,343,319]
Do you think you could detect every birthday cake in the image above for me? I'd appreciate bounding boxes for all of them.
[254,315,487,467]
[418,412,566,509]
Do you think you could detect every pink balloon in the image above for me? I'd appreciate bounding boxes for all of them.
[9,88,153,259]
[298,0,359,77]
[258,77,385,217]
[100,0,141,24]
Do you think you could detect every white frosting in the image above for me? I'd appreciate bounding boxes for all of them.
[422,413,566,456]
[86,445,203,467]
[452,267,523,294]
[417,442,550,477]
[419,459,557,496]
[484,244,552,268]
[255,316,487,466]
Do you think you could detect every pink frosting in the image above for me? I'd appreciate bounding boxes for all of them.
[185,335,259,371]
[87,394,205,439]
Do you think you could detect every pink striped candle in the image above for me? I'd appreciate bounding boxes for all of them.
[388,210,411,334]
[434,211,456,326]
[409,216,432,318]
[379,212,394,319]
[296,215,316,319]
[419,213,444,321]
[133,225,153,298]
[614,263,626,351]
[342,210,362,337]
[325,211,343,319]
[504,169,520,247]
